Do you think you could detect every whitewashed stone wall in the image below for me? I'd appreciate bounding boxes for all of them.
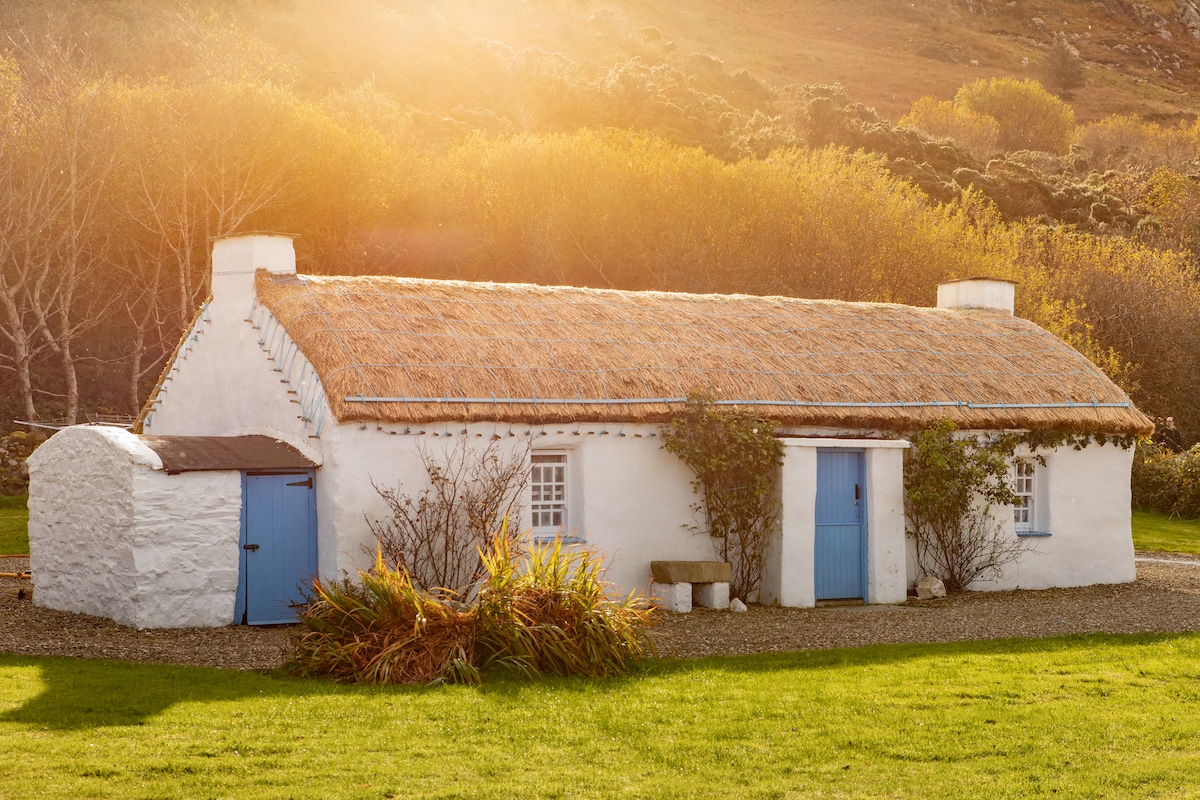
[319,426,918,607]
[972,441,1136,591]
[127,467,241,627]
[27,426,242,629]
[316,421,709,596]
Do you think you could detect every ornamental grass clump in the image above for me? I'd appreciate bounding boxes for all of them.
[473,536,656,678]
[283,547,479,686]
[285,534,655,685]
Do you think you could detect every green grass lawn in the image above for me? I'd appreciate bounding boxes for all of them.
[0,495,28,555]
[1131,509,1200,555]
[1,634,1199,798]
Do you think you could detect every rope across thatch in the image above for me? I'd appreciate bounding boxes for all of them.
[254,272,1152,435]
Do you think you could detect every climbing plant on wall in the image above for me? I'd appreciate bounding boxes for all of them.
[904,419,1031,593]
[660,390,783,601]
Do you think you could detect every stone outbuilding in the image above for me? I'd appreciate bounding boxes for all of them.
[28,426,316,628]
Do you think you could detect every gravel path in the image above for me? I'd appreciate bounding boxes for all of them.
[654,555,1200,658]
[1,553,1198,670]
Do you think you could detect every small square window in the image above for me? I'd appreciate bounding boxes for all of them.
[531,453,569,537]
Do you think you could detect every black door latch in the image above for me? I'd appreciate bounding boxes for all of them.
[243,543,260,551]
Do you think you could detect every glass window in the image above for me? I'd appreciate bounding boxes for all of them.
[1013,460,1035,531]
[531,453,568,534]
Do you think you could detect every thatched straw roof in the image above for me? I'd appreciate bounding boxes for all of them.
[255,272,1152,435]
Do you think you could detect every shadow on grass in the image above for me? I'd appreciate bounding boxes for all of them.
[5,631,1199,728]
[0,656,302,730]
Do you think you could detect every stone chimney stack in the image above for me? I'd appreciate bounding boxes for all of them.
[936,277,1015,315]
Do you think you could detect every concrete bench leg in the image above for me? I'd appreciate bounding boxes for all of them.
[693,581,730,610]
[650,581,692,613]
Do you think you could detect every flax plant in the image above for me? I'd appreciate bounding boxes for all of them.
[284,546,479,685]
[474,535,656,678]
[285,528,655,685]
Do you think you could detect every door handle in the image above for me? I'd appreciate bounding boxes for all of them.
[854,484,861,504]
[243,543,260,551]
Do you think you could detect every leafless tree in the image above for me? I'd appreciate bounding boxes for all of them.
[0,45,120,423]
[124,80,298,325]
[367,437,531,596]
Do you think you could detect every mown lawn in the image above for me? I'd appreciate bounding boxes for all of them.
[2,634,1200,799]
[0,495,27,555]
[1131,509,1200,555]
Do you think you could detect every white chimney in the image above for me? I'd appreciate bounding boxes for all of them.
[936,277,1015,314]
[210,233,296,304]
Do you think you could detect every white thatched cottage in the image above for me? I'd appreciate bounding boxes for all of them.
[28,233,1151,627]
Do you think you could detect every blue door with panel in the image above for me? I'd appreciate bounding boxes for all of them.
[235,471,317,625]
[814,451,866,601]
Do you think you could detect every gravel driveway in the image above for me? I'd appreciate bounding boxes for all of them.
[1,554,1198,670]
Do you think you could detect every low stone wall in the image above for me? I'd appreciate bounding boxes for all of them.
[0,431,42,496]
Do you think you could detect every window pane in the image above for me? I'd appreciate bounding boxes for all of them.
[532,452,568,533]
[1013,461,1034,529]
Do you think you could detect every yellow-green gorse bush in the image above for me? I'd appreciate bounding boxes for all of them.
[285,531,655,685]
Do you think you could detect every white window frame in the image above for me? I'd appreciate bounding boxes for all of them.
[1012,458,1050,537]
[531,451,583,542]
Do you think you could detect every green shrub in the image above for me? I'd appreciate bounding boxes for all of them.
[285,534,655,685]
[905,419,1028,593]
[955,77,1075,154]
[1132,442,1200,519]
[898,95,999,158]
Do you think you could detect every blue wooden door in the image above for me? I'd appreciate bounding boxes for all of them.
[235,471,317,625]
[814,451,866,601]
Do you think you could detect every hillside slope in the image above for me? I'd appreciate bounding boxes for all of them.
[607,0,1200,124]
[3,0,1200,437]
[4,0,1200,125]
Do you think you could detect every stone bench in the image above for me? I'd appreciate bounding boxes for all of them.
[649,560,732,613]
